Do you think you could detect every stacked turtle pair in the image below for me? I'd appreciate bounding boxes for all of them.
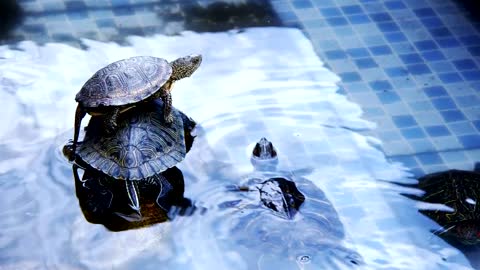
[69,55,202,212]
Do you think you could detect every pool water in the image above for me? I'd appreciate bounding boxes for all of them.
[1,0,479,269]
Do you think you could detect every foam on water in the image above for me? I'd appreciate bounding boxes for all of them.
[0,27,474,269]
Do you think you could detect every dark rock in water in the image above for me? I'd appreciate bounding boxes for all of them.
[74,165,199,232]
[400,167,480,246]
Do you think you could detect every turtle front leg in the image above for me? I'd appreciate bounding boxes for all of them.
[161,90,173,124]
[104,107,121,134]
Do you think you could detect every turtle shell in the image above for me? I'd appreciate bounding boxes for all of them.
[417,170,480,224]
[77,102,194,180]
[75,56,172,107]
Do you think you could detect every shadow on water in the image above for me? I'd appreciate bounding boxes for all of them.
[0,0,24,41]
[158,0,283,32]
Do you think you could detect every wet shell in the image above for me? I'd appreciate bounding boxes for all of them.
[75,56,172,107]
[77,103,193,180]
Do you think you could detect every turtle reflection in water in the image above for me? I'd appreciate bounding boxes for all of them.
[401,165,480,246]
[222,138,363,267]
[65,100,196,214]
[73,165,197,232]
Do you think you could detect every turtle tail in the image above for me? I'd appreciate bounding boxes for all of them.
[72,104,86,156]
[125,180,141,212]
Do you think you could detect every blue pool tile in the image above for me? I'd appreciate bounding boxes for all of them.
[326,17,349,26]
[455,95,480,107]
[461,70,480,81]
[399,53,423,64]
[414,40,437,51]
[473,120,480,131]
[111,0,130,5]
[436,38,461,48]
[369,80,393,91]
[277,11,299,21]
[425,125,451,137]
[325,50,348,60]
[423,86,448,97]
[320,7,342,17]
[340,72,362,82]
[65,0,87,9]
[346,47,370,58]
[413,8,436,17]
[440,110,467,122]
[389,156,418,167]
[407,64,431,75]
[421,51,445,61]
[416,152,443,166]
[112,6,135,16]
[448,122,476,135]
[385,32,407,43]
[377,22,401,32]
[377,92,401,103]
[354,58,378,69]
[348,15,371,24]
[453,59,477,70]
[393,115,418,128]
[369,13,392,22]
[384,1,407,10]
[458,135,480,148]
[409,138,436,153]
[390,42,415,54]
[420,17,444,28]
[292,0,313,9]
[96,18,115,28]
[468,46,480,56]
[438,73,463,84]
[429,61,455,73]
[440,151,467,163]
[408,100,434,111]
[459,35,480,46]
[369,45,392,55]
[429,27,452,38]
[385,66,409,77]
[341,5,364,14]
[363,107,385,117]
[401,127,426,139]
[431,97,457,110]
[67,11,89,20]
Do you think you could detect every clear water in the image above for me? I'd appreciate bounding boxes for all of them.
[0,27,476,269]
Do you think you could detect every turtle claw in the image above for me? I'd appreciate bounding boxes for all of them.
[163,114,174,125]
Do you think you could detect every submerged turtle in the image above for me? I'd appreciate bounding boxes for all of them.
[72,54,202,153]
[66,100,196,212]
[73,165,197,232]
[401,165,480,245]
[219,138,363,267]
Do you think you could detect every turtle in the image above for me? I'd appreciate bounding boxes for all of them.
[399,164,480,245]
[217,137,363,267]
[72,54,202,154]
[73,164,197,232]
[65,100,197,212]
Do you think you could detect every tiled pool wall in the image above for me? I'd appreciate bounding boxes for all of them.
[5,0,480,177]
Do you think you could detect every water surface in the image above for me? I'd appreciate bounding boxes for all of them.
[0,27,475,269]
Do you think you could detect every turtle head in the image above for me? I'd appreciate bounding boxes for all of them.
[170,54,202,81]
[251,137,278,170]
